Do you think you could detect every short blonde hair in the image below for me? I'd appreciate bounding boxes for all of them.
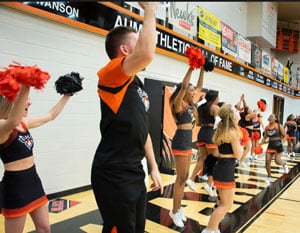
[0,95,13,118]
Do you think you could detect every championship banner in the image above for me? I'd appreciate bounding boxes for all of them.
[262,2,277,47]
[237,34,251,64]
[221,22,238,57]
[167,2,197,38]
[198,6,221,48]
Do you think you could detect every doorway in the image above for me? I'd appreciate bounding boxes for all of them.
[273,95,284,124]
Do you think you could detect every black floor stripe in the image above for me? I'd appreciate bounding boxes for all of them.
[278,197,300,203]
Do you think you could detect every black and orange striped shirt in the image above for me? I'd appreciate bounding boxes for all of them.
[94,57,149,169]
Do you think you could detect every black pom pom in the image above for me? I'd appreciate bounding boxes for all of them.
[260,98,267,105]
[55,72,83,95]
[204,59,214,72]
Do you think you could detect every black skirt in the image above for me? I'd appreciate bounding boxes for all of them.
[1,164,48,217]
[213,158,236,189]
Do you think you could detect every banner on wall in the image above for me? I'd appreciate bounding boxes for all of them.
[13,1,299,97]
[237,34,251,64]
[262,2,277,47]
[250,42,262,70]
[277,61,284,82]
[284,66,290,84]
[261,51,272,76]
[198,6,221,48]
[167,2,197,38]
[221,22,238,57]
[271,56,283,81]
[124,1,167,21]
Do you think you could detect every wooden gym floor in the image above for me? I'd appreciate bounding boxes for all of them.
[1,150,299,233]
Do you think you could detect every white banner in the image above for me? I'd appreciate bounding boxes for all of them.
[168,2,197,37]
[124,1,167,20]
[237,35,251,64]
[262,2,277,47]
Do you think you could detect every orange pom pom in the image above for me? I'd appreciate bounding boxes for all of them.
[185,46,205,70]
[0,68,21,102]
[0,61,50,102]
[254,145,263,154]
[257,99,267,112]
[8,61,51,90]
[239,127,249,146]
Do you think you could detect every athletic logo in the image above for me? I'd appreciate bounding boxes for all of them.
[137,87,150,112]
[18,134,34,150]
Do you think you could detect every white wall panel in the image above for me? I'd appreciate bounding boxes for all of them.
[0,5,105,194]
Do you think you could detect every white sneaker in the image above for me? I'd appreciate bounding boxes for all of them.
[266,177,272,183]
[178,207,187,222]
[201,228,220,233]
[239,161,248,167]
[204,183,214,197]
[169,210,184,228]
[283,164,289,173]
[292,152,296,157]
[200,174,208,181]
[186,178,196,191]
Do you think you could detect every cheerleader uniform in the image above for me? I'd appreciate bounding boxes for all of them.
[265,123,283,153]
[240,115,253,138]
[285,120,297,140]
[251,120,261,140]
[0,122,48,218]
[172,105,193,156]
[196,111,216,149]
[213,143,236,189]
[196,105,218,177]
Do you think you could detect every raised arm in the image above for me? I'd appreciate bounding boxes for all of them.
[195,68,204,92]
[24,95,71,129]
[123,2,158,76]
[235,94,244,111]
[245,110,258,121]
[173,67,193,113]
[242,95,247,108]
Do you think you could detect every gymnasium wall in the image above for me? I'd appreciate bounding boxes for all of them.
[0,3,299,195]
